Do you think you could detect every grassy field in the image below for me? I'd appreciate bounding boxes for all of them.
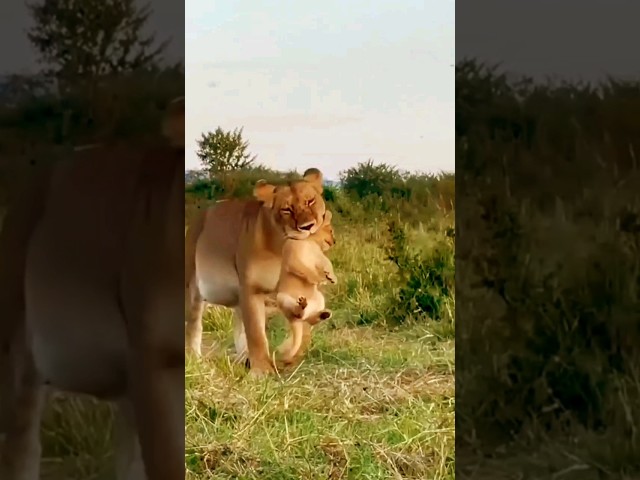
[184,218,455,479]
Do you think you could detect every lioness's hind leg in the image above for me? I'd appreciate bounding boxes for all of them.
[185,280,205,356]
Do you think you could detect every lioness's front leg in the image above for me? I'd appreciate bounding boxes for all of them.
[239,291,275,375]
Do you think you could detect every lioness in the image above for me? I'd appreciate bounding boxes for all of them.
[0,97,185,480]
[276,210,337,364]
[185,169,327,374]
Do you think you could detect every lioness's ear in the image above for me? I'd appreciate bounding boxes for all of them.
[303,167,323,193]
[254,179,277,207]
[323,209,333,225]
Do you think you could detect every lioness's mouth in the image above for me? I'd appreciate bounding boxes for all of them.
[297,221,316,232]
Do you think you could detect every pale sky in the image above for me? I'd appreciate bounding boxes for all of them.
[185,0,455,180]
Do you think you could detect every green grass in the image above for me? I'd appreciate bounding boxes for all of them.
[185,309,454,480]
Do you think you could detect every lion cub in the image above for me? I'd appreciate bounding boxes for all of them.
[276,210,337,364]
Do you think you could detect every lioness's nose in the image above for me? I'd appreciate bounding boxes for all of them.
[299,221,315,231]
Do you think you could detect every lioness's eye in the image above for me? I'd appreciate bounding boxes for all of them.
[307,198,315,206]
[281,207,292,215]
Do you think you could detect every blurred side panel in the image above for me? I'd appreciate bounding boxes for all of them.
[0,0,184,478]
[456,1,640,478]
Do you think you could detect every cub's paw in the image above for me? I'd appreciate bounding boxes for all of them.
[308,309,333,326]
[325,271,338,284]
[297,296,308,309]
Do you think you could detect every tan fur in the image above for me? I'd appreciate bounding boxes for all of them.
[185,169,327,374]
[0,98,185,480]
[276,211,337,365]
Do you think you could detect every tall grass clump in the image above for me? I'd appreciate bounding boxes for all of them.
[386,220,454,336]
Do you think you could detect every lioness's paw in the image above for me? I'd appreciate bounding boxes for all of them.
[186,343,202,357]
[248,357,276,376]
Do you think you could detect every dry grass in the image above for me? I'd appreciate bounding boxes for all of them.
[185,309,454,479]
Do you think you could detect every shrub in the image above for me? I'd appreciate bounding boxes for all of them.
[340,160,403,199]
[385,220,455,331]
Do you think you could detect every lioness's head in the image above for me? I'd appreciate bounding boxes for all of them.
[314,209,335,252]
[254,168,326,240]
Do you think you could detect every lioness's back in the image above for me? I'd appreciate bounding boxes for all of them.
[198,199,262,251]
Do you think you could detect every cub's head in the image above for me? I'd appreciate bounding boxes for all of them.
[314,209,335,252]
[254,168,327,240]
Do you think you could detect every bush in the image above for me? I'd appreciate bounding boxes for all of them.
[340,160,403,199]
[386,220,455,333]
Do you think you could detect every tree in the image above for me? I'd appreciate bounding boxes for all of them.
[196,127,257,175]
[27,0,167,82]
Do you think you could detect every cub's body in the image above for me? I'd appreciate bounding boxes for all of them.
[276,212,336,363]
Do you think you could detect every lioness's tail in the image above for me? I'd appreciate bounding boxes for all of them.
[185,208,206,289]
